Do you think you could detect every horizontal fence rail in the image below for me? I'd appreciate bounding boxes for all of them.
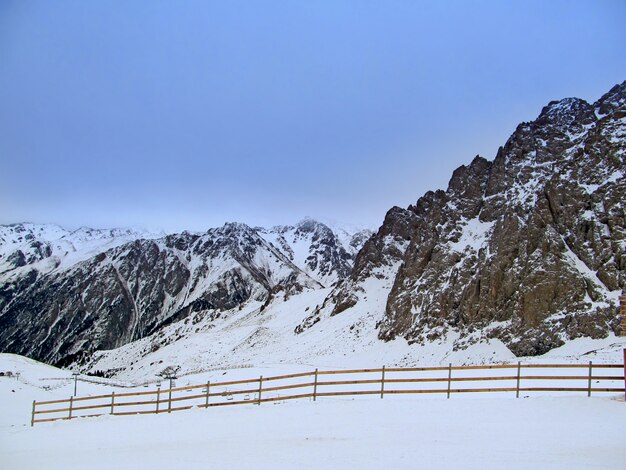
[31,361,626,426]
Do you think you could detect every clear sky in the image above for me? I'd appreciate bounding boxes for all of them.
[1,1,625,233]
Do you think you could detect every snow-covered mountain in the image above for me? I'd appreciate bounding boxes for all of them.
[0,220,370,367]
[75,81,626,380]
[1,82,625,375]
[299,81,626,356]
[0,223,165,312]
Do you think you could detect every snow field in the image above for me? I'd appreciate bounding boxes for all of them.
[2,353,626,469]
[4,395,626,470]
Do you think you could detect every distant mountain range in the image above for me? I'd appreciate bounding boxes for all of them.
[0,220,371,366]
[1,80,624,374]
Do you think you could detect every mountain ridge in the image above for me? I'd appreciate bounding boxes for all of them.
[0,219,371,366]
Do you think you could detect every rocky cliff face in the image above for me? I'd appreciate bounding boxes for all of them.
[0,220,367,367]
[299,81,626,356]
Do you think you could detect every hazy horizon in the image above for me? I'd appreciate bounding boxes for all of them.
[2,1,625,233]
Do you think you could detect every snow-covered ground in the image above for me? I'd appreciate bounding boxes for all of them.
[1,351,625,469]
[5,395,626,470]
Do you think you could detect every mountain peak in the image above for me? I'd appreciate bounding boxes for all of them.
[221,221,253,231]
[217,222,257,239]
[536,97,595,127]
[294,218,331,235]
[595,80,626,116]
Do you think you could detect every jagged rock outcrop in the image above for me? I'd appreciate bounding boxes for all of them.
[300,81,626,356]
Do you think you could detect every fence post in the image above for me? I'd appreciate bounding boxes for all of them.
[621,296,626,337]
[110,392,115,415]
[516,362,521,398]
[257,376,263,405]
[156,386,160,413]
[313,369,318,401]
[168,384,173,413]
[205,381,210,407]
[587,361,593,397]
[380,366,386,399]
[68,396,73,420]
[447,363,452,399]
[31,400,36,427]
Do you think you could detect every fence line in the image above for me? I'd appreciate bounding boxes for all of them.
[31,361,626,426]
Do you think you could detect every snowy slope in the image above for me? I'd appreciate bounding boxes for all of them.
[84,282,626,383]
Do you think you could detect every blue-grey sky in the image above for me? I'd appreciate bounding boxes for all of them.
[1,1,625,232]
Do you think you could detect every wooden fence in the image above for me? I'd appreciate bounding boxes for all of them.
[31,360,626,426]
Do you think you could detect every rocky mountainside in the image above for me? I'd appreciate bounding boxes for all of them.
[0,224,165,312]
[299,81,626,356]
[0,220,369,367]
